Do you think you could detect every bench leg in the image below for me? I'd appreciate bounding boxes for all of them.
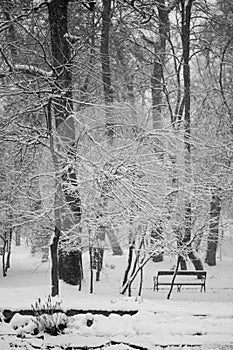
[201,284,206,292]
[153,277,159,291]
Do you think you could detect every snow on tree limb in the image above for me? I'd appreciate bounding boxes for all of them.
[0,46,52,78]
[14,65,53,78]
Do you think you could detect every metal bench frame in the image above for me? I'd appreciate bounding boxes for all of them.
[153,270,207,292]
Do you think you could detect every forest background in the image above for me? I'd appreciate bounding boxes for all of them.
[0,0,232,298]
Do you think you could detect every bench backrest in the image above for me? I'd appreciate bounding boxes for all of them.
[158,270,206,277]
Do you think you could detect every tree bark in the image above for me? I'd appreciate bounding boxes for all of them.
[151,220,164,262]
[2,233,8,277]
[48,0,82,291]
[205,194,221,266]
[51,226,60,297]
[15,231,21,246]
[6,223,12,270]
[150,2,169,262]
[182,0,192,245]
[101,0,114,140]
[181,0,204,272]
[121,238,144,296]
[138,265,143,297]
[89,245,94,293]
[151,0,168,130]
[167,255,181,300]
[99,0,122,257]
[122,242,135,287]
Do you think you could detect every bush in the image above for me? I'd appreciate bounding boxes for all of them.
[31,295,68,335]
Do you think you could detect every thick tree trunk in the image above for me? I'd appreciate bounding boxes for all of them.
[59,251,83,286]
[151,0,168,130]
[95,247,104,282]
[48,0,83,290]
[188,250,204,271]
[180,0,204,272]
[51,227,60,297]
[179,256,187,270]
[2,217,12,276]
[182,0,192,249]
[205,194,221,266]
[101,0,114,140]
[99,0,122,257]
[150,2,168,262]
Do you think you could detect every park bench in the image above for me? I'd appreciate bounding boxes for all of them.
[153,270,207,292]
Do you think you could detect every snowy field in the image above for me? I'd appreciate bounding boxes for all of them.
[0,239,233,350]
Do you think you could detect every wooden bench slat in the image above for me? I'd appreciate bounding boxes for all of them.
[156,282,205,285]
[157,270,206,276]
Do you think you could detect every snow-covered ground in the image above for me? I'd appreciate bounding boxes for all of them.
[0,239,233,349]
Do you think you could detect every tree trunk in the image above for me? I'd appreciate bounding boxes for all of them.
[122,242,135,287]
[150,2,168,262]
[2,217,12,276]
[121,238,144,296]
[188,250,204,271]
[182,0,193,247]
[106,228,123,256]
[15,231,21,246]
[177,231,188,270]
[180,0,204,272]
[205,194,221,266]
[99,0,122,256]
[151,0,168,130]
[179,256,187,270]
[51,226,60,297]
[167,255,181,300]
[138,264,143,297]
[6,223,12,270]
[151,221,164,262]
[101,0,114,139]
[48,0,83,289]
[89,245,94,293]
[2,234,8,277]
[95,247,104,282]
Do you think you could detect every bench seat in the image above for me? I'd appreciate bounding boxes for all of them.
[153,270,207,292]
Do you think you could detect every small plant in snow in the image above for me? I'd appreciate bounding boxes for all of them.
[31,295,68,335]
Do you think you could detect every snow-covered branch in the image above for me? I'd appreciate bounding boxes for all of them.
[64,33,80,44]
[14,65,53,78]
[0,46,52,78]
